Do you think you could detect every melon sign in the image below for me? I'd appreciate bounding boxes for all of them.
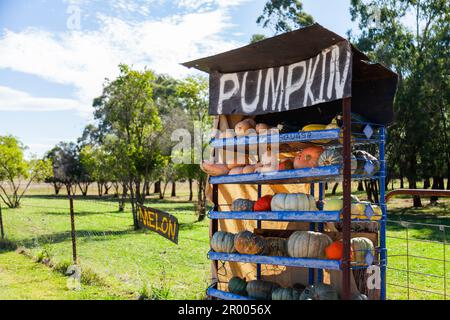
[137,205,179,244]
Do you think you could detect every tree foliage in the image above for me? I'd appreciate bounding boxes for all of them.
[256,0,314,34]
[349,0,450,204]
[0,135,51,208]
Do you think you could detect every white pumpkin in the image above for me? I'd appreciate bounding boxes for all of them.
[271,193,317,211]
[287,231,333,258]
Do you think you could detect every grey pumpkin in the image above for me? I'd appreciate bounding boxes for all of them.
[211,231,236,253]
[231,198,255,212]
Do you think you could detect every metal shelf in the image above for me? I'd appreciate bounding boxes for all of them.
[207,288,254,300]
[209,165,380,185]
[208,251,341,270]
[211,129,340,148]
[210,128,382,150]
[208,210,383,222]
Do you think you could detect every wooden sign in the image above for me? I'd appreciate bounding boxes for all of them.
[137,205,179,244]
[209,41,352,115]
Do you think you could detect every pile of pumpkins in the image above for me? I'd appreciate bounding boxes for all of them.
[232,192,381,221]
[201,115,379,177]
[232,193,318,212]
[201,121,379,177]
[227,277,367,300]
[211,230,375,264]
[323,194,383,220]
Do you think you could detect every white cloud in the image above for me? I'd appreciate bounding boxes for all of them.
[177,0,249,10]
[0,6,244,116]
[0,86,84,112]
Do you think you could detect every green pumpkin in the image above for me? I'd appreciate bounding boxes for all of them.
[271,287,302,300]
[246,280,280,300]
[211,231,236,253]
[299,284,339,300]
[228,277,247,296]
[318,149,357,173]
[231,199,255,211]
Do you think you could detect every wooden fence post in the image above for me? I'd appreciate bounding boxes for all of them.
[69,197,77,264]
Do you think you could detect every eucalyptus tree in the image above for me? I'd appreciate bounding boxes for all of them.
[349,0,449,205]
[93,64,162,228]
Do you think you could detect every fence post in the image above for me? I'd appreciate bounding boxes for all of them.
[0,204,4,239]
[69,197,77,264]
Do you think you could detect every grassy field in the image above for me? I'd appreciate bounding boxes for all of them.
[1,183,210,300]
[0,182,449,300]
[0,250,123,300]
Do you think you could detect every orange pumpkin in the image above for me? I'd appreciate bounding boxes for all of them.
[277,158,294,171]
[293,146,324,169]
[254,195,273,211]
[325,240,354,260]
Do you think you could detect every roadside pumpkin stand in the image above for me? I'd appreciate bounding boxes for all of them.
[184,24,397,300]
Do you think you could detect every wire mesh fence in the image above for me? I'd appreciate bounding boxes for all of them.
[386,219,449,300]
[0,192,210,299]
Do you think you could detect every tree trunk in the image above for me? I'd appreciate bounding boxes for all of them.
[154,181,161,194]
[144,181,150,196]
[407,149,421,207]
[135,181,144,204]
[371,180,379,204]
[357,181,364,191]
[171,181,176,197]
[407,178,422,207]
[113,182,119,198]
[104,183,111,195]
[129,179,138,229]
[364,180,373,202]
[97,182,103,197]
[331,183,339,195]
[423,177,430,189]
[430,176,445,205]
[119,183,127,212]
[188,178,193,201]
[53,182,61,195]
[78,183,89,196]
[160,182,169,199]
[400,174,404,188]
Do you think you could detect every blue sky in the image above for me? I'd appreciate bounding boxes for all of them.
[0,0,355,157]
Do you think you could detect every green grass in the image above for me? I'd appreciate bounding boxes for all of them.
[1,182,449,300]
[1,185,210,300]
[0,250,123,300]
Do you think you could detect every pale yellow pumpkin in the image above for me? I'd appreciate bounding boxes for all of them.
[271,193,317,211]
[351,237,375,265]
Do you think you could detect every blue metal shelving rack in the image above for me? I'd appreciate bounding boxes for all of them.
[207,121,387,300]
